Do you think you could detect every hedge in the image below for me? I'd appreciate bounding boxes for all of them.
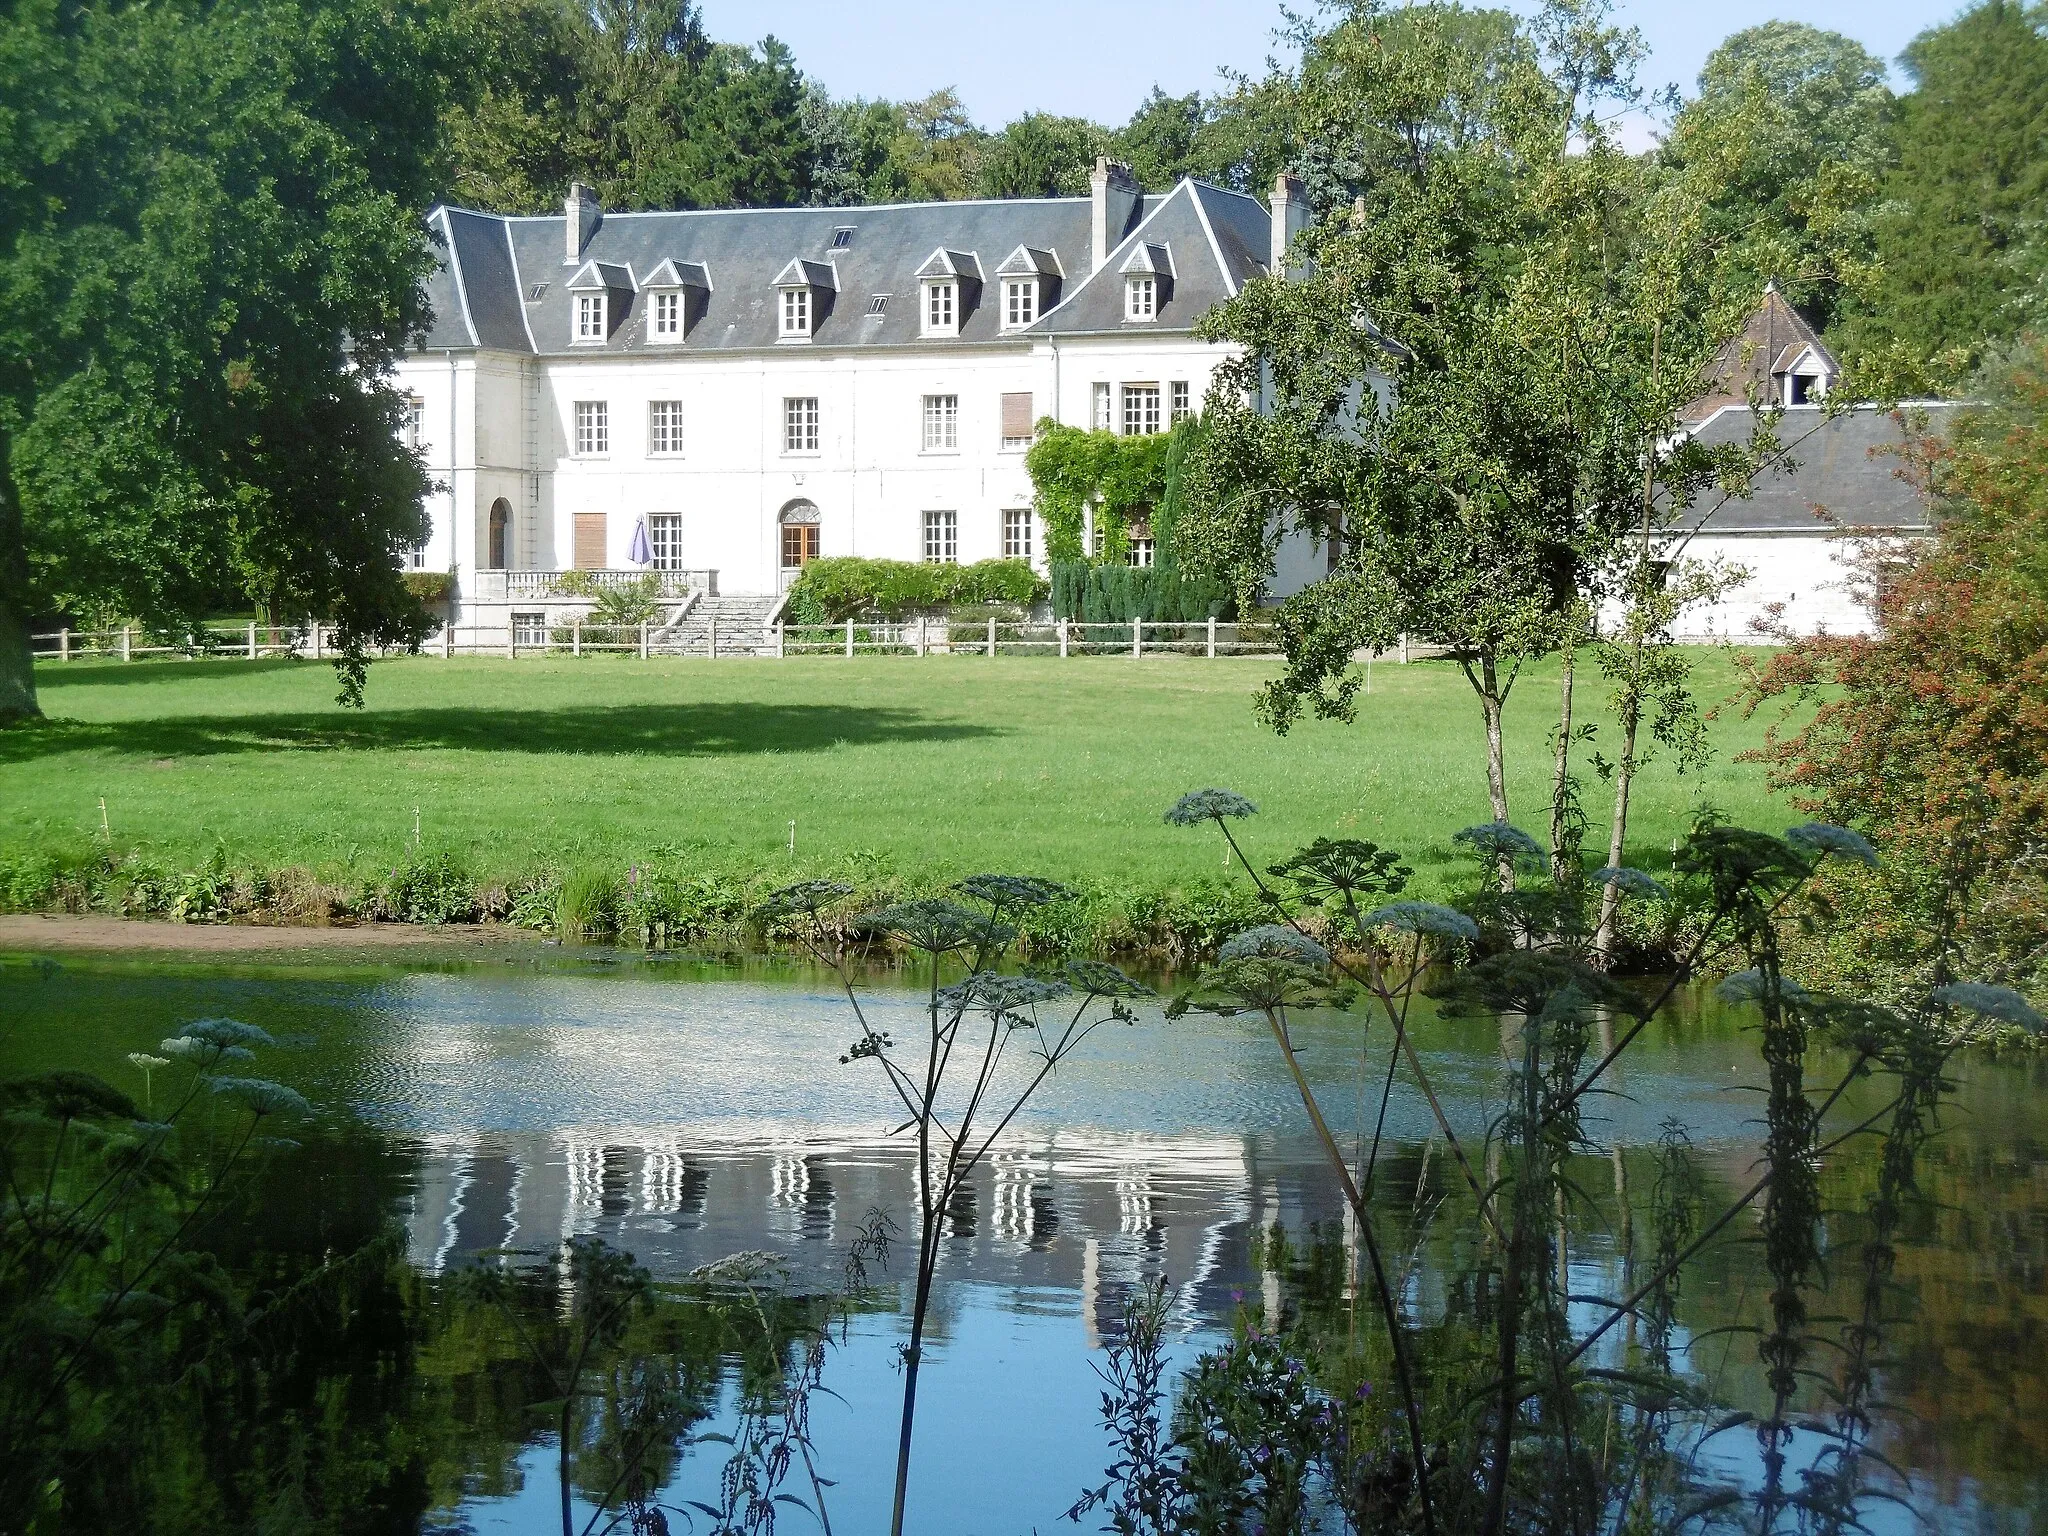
[783,558,1046,624]
[1049,560,1234,623]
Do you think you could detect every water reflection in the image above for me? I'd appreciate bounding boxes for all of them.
[1,953,2043,1534]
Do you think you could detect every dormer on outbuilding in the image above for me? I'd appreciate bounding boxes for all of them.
[1684,282,1840,422]
[915,249,983,338]
[1119,242,1174,323]
[642,258,711,343]
[772,258,837,341]
[995,246,1062,330]
[566,259,634,344]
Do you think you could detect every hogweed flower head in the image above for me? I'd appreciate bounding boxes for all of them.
[1164,788,1259,826]
[1060,959,1153,999]
[1218,925,1331,969]
[872,898,1014,954]
[1594,866,1669,901]
[1359,901,1480,944]
[1453,822,1545,866]
[1785,823,1879,867]
[1931,982,2046,1033]
[760,880,853,919]
[955,874,1076,909]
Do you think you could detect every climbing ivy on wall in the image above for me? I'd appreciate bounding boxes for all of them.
[1025,417,1202,562]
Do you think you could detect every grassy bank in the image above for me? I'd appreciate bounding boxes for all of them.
[1,650,1789,954]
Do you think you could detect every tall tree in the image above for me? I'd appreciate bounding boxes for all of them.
[0,0,454,719]
[1849,0,2048,369]
[977,112,1107,198]
[1178,0,1768,865]
[1662,22,1893,333]
[1114,87,1206,187]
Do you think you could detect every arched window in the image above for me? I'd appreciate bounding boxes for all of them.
[487,498,511,570]
[779,498,820,569]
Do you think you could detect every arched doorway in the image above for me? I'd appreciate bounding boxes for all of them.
[487,498,511,570]
[778,498,820,576]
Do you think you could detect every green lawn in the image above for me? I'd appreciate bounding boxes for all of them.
[1,650,1791,899]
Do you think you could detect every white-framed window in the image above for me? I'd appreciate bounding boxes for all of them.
[574,399,609,456]
[783,396,819,453]
[1092,382,1112,431]
[405,540,427,569]
[511,611,548,648]
[649,513,685,571]
[1170,381,1191,424]
[922,394,959,451]
[1122,384,1161,437]
[648,400,683,456]
[400,395,424,449]
[1127,526,1156,567]
[780,287,811,338]
[1002,278,1037,329]
[651,290,682,340]
[1003,508,1033,560]
[1125,275,1156,322]
[575,292,606,342]
[923,509,958,564]
[924,280,956,336]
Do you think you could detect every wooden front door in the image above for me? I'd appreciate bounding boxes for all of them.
[781,522,819,569]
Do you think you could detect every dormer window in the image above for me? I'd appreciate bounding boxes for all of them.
[1003,279,1037,329]
[567,259,634,345]
[1119,242,1172,325]
[642,259,709,344]
[995,245,1060,333]
[925,281,955,336]
[782,287,810,338]
[772,257,836,343]
[914,249,980,339]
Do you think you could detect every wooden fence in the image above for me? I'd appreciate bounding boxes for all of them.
[30,618,1423,663]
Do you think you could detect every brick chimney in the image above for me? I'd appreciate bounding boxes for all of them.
[1270,172,1309,273]
[565,182,601,264]
[1090,157,1141,272]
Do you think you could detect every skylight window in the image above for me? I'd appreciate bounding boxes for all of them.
[831,227,855,248]
[867,294,890,316]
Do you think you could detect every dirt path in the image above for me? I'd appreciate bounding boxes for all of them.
[0,913,538,955]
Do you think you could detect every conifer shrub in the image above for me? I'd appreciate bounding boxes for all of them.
[782,557,1044,623]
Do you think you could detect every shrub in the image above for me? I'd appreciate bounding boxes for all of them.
[554,867,617,939]
[383,847,475,924]
[783,558,1045,624]
[401,571,454,607]
[1050,560,1234,622]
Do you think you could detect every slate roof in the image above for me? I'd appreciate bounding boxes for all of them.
[416,178,1276,356]
[1683,285,1841,423]
[1674,404,1957,534]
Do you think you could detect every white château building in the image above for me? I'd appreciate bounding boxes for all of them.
[395,160,1328,644]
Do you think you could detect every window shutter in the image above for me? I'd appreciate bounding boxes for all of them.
[1001,392,1033,440]
[574,513,608,570]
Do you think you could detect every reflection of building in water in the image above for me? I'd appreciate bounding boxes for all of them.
[403,1127,1356,1325]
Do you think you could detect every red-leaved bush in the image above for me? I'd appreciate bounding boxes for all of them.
[1743,342,2048,1000]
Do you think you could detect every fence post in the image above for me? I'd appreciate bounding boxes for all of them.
[916,618,927,658]
[844,618,854,659]
[507,622,516,659]
[1058,619,1068,659]
[120,626,132,663]
[572,617,582,658]
[709,615,718,660]
[773,621,784,659]
[443,620,453,659]
[1132,619,1143,659]
[639,621,649,660]
[987,616,996,658]
[1400,632,1410,664]
[58,628,69,662]
[247,620,257,659]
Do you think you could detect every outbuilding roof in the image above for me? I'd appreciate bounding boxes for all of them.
[1674,404,1958,535]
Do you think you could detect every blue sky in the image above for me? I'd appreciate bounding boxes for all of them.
[702,0,1964,133]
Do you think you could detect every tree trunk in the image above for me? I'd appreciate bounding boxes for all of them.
[1479,651,1510,826]
[1593,683,1641,966]
[0,474,41,721]
[1549,641,1576,881]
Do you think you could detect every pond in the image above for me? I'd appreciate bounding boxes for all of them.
[2,946,2044,1534]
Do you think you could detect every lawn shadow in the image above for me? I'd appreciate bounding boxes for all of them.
[0,702,1002,762]
[33,657,313,688]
